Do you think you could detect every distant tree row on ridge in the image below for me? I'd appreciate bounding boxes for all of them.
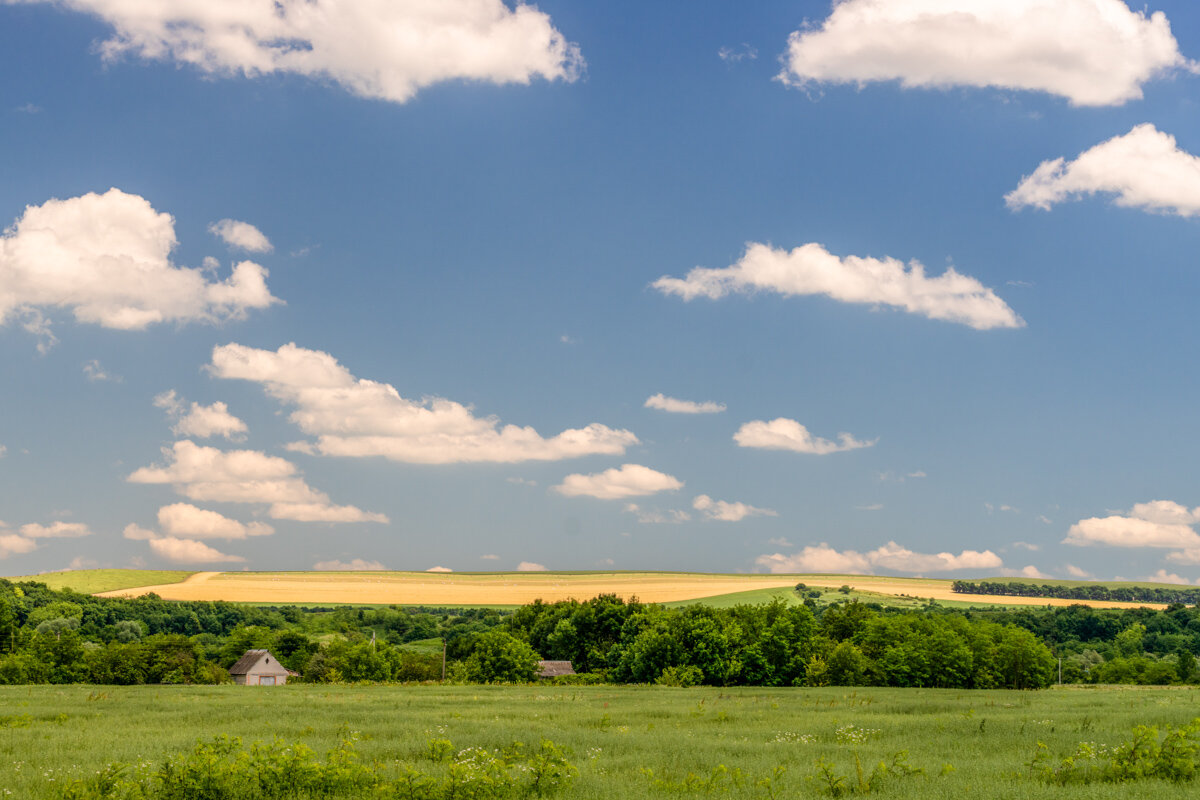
[952,580,1200,605]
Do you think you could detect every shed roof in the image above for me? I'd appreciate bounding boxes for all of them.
[536,660,576,678]
[229,649,291,676]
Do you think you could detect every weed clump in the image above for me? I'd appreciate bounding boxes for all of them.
[55,734,576,800]
[1030,717,1200,785]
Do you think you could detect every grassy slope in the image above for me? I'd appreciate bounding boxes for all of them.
[3,684,1200,800]
[1,569,195,593]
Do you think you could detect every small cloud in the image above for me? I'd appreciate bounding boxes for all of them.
[20,521,92,539]
[1145,569,1195,586]
[1037,515,1053,525]
[985,503,1019,514]
[736,418,875,455]
[480,554,500,560]
[15,102,41,113]
[560,334,576,344]
[313,558,386,571]
[122,523,158,541]
[555,464,683,500]
[68,556,100,570]
[692,494,777,522]
[1003,565,1051,579]
[768,537,793,548]
[148,537,245,564]
[856,503,884,511]
[644,394,726,414]
[0,444,6,459]
[596,558,614,567]
[1013,541,1041,551]
[426,566,453,573]
[624,503,691,524]
[1064,564,1094,579]
[83,359,120,382]
[1006,280,1034,288]
[507,477,537,487]
[209,219,273,253]
[155,391,248,440]
[718,43,758,63]
[757,541,1002,574]
[517,561,548,572]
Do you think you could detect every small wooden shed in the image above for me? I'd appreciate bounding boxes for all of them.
[229,649,295,686]
[536,660,576,679]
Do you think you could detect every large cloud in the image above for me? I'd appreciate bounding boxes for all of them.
[209,342,638,464]
[29,0,582,104]
[0,189,278,345]
[0,533,39,559]
[554,464,683,500]
[734,418,875,455]
[157,503,274,540]
[128,440,388,523]
[1006,124,1200,217]
[757,541,1003,574]
[779,0,1194,107]
[654,242,1022,330]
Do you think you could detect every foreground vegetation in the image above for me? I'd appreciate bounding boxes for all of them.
[4,684,1200,799]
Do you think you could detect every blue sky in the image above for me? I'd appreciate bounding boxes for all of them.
[3,0,1200,582]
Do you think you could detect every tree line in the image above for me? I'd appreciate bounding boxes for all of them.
[2,577,1198,687]
[952,580,1200,605]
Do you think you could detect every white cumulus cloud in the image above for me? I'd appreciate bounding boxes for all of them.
[0,533,39,559]
[757,541,1002,574]
[1065,504,1200,549]
[644,394,726,414]
[148,536,245,564]
[128,440,387,523]
[209,342,637,464]
[624,504,691,524]
[19,521,93,539]
[209,219,272,253]
[1145,569,1194,585]
[778,0,1194,107]
[313,558,386,571]
[734,418,875,455]
[692,494,777,522]
[654,242,1021,330]
[517,561,548,571]
[122,524,157,541]
[34,0,582,104]
[0,189,278,346]
[1006,124,1200,216]
[426,566,453,573]
[157,503,274,540]
[155,391,249,440]
[555,464,683,500]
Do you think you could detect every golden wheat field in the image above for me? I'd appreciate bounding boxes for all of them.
[78,570,1167,609]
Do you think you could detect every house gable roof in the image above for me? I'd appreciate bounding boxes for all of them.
[229,649,290,676]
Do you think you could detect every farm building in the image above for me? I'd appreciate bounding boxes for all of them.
[536,660,575,678]
[229,649,296,686]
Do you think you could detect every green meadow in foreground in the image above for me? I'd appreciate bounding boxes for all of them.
[2,685,1200,799]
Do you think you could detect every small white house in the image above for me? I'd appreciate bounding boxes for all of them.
[229,649,295,686]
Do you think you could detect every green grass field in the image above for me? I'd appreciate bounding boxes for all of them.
[3,684,1199,799]
[0,569,196,594]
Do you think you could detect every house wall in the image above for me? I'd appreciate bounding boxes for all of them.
[236,654,292,685]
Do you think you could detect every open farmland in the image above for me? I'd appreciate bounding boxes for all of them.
[3,684,1200,799]
[79,569,1169,609]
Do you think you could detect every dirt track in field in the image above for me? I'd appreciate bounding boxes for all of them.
[95,571,1165,609]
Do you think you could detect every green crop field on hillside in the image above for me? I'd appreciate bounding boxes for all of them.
[3,684,1199,799]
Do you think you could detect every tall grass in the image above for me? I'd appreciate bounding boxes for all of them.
[2,685,1199,798]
